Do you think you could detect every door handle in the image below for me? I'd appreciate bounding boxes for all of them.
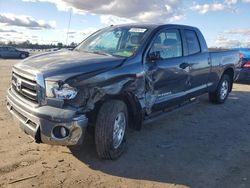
[179,62,190,69]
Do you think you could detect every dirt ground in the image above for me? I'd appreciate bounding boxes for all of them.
[0,59,250,188]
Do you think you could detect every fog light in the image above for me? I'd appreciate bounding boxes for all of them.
[60,127,67,138]
[52,126,69,139]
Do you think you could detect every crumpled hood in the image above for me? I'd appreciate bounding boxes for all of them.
[16,50,126,79]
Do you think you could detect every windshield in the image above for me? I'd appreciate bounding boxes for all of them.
[75,27,148,57]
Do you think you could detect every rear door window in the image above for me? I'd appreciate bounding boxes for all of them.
[184,30,201,55]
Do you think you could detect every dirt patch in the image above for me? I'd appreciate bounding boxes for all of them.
[0,59,250,188]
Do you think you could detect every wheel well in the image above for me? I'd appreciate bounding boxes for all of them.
[87,93,143,131]
[223,68,234,91]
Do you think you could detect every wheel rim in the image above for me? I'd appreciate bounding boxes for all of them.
[21,54,25,58]
[220,80,229,100]
[113,112,126,149]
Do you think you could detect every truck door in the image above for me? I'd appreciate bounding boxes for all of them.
[182,29,210,96]
[144,28,191,112]
[1,47,9,58]
[7,47,19,58]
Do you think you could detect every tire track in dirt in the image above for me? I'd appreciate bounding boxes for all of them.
[0,159,38,175]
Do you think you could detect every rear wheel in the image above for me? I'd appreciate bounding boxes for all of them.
[95,100,128,160]
[209,74,231,104]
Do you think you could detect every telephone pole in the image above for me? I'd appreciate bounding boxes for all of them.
[66,8,72,46]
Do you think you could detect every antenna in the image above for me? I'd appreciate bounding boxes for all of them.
[66,8,72,46]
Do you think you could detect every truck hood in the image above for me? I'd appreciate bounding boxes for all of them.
[16,50,126,79]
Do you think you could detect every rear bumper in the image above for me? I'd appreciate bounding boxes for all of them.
[236,68,250,81]
[6,88,88,146]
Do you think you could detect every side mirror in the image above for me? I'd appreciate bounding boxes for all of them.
[148,51,160,62]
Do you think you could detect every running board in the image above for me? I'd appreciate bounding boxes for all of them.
[143,97,197,125]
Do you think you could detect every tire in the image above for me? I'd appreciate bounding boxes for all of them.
[20,53,26,59]
[209,74,231,104]
[95,100,128,160]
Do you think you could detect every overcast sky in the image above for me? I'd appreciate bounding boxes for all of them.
[0,0,250,47]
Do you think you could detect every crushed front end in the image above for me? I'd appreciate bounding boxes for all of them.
[6,65,88,146]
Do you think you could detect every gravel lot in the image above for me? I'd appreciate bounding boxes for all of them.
[0,59,250,188]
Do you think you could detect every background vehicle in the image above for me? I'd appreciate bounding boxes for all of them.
[7,24,239,160]
[236,48,250,81]
[0,46,29,59]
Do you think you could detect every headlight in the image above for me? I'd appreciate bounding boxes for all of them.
[45,81,77,100]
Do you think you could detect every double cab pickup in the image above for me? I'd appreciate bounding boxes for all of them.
[7,24,240,159]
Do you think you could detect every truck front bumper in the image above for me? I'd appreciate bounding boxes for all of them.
[6,88,88,146]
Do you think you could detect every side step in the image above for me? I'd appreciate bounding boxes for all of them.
[143,97,197,125]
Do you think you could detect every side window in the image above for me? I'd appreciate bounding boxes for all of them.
[184,30,200,55]
[150,29,182,59]
[8,47,15,52]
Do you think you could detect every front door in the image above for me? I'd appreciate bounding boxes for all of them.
[144,28,191,112]
[1,47,9,58]
[7,47,19,58]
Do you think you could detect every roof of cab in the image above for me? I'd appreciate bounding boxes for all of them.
[110,23,199,30]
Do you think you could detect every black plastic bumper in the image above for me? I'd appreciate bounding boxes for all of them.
[236,68,250,81]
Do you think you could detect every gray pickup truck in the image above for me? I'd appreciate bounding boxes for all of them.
[7,24,240,159]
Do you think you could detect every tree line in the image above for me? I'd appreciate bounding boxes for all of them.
[0,40,78,49]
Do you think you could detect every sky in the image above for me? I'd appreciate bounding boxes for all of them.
[0,0,250,48]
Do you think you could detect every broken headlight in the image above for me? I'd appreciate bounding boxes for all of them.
[45,81,77,100]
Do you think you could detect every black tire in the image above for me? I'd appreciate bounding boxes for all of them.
[95,100,128,160]
[209,74,231,104]
[20,53,26,59]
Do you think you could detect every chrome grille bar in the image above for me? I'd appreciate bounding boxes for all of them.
[12,69,38,103]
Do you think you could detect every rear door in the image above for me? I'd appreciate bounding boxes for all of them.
[145,28,191,110]
[182,29,210,96]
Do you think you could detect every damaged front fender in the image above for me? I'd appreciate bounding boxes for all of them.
[65,60,147,129]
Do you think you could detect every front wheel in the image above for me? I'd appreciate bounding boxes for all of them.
[95,100,128,160]
[20,53,27,59]
[209,74,231,104]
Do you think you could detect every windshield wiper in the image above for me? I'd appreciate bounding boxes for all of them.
[92,51,112,56]
[76,49,113,56]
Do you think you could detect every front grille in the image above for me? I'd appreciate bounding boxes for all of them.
[11,70,38,103]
